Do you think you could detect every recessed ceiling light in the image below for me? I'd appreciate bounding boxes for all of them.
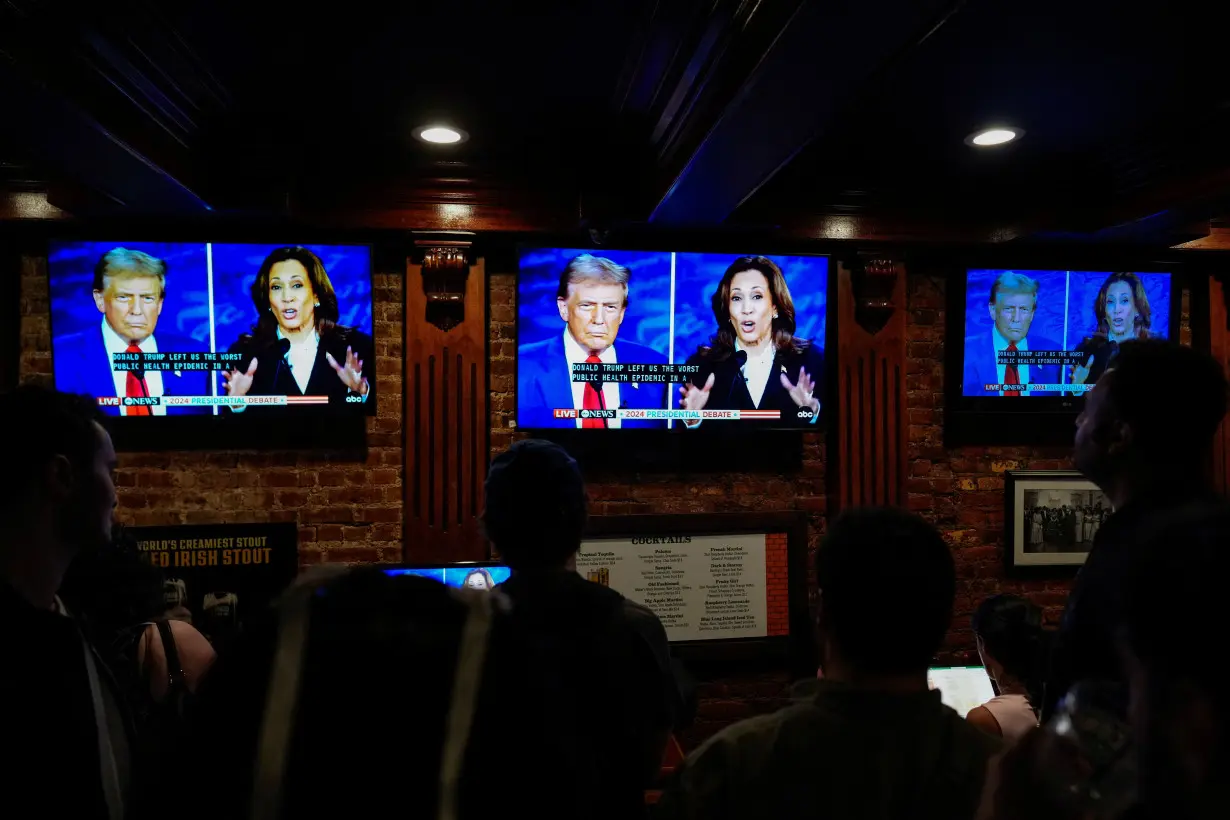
[965,127,1023,147]
[413,124,467,145]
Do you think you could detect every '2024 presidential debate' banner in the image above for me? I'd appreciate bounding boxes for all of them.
[130,522,298,650]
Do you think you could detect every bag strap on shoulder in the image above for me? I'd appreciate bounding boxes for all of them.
[154,619,186,692]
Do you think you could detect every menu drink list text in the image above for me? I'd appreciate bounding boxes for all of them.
[575,534,769,641]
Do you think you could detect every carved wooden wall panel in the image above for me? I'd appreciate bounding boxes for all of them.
[404,257,489,561]
[833,258,908,511]
[1209,276,1229,495]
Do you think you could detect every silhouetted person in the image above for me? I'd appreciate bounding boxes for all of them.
[185,566,587,820]
[967,595,1048,742]
[483,439,678,819]
[1120,502,1230,820]
[1045,340,1227,719]
[0,386,128,820]
[656,507,1000,820]
[60,524,216,820]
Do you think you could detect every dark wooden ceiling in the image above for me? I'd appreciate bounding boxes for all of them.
[2,0,1229,244]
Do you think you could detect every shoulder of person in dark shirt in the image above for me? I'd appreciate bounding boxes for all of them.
[498,571,679,786]
[500,571,680,721]
[619,595,686,729]
[1045,489,1224,719]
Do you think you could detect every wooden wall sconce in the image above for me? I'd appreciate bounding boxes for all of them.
[421,245,470,331]
[404,233,490,561]
[833,255,909,511]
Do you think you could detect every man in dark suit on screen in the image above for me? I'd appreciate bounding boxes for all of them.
[54,248,209,416]
[963,271,1063,397]
[518,254,668,429]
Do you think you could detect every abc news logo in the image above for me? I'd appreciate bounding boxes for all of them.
[796,407,816,420]
[552,408,617,420]
[98,397,159,407]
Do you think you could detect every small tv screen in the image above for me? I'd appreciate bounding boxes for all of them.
[928,666,996,718]
[960,269,1173,398]
[516,248,828,430]
[385,564,511,591]
[49,241,375,416]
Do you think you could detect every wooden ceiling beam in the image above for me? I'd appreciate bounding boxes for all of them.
[0,1,226,215]
[647,0,969,226]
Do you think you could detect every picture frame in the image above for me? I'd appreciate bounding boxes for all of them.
[1004,470,1112,574]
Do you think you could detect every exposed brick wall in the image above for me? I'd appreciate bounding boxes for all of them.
[764,533,790,637]
[20,257,1104,749]
[908,275,1191,660]
[18,255,407,566]
[906,274,1076,660]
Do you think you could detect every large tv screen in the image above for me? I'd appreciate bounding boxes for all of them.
[49,241,375,416]
[516,248,829,430]
[960,269,1173,397]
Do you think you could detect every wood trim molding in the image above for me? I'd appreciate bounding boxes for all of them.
[404,255,489,561]
[832,257,908,511]
[1209,276,1229,495]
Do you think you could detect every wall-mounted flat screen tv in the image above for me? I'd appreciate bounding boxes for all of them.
[959,269,1174,399]
[49,241,375,417]
[516,248,829,430]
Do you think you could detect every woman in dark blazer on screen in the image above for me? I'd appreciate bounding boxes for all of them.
[679,256,824,427]
[222,246,375,412]
[1069,271,1156,390]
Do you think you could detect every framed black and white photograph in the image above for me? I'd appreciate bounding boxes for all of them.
[1005,470,1113,573]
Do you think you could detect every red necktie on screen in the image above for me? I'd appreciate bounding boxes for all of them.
[582,354,606,429]
[1004,341,1021,394]
[125,342,151,416]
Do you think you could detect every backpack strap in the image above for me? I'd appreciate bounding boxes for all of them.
[154,619,186,694]
[250,580,315,820]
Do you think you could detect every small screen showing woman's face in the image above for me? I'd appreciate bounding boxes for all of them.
[268,258,317,333]
[464,572,489,590]
[728,268,774,347]
[1104,280,1135,337]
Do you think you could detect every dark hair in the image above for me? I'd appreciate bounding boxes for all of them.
[1101,339,1227,460]
[0,385,104,509]
[463,568,497,589]
[816,507,955,675]
[972,594,1049,711]
[241,247,341,347]
[696,256,807,363]
[60,523,166,642]
[1093,272,1152,339]
[482,440,587,570]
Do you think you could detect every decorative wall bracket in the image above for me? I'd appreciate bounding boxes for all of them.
[847,254,902,336]
[404,235,489,562]
[413,231,475,332]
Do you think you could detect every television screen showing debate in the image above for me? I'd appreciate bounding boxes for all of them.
[960,269,1173,398]
[49,241,375,416]
[516,248,829,430]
